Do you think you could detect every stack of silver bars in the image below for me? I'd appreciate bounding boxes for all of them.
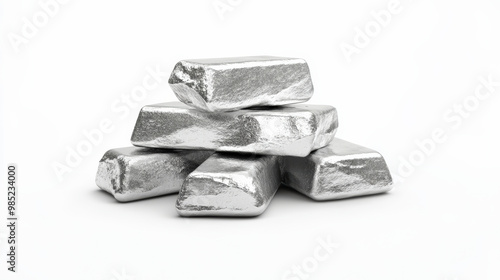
[95,56,393,217]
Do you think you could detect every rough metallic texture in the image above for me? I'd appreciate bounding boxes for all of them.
[168,56,314,112]
[281,138,393,200]
[95,147,212,202]
[131,102,338,157]
[176,153,280,217]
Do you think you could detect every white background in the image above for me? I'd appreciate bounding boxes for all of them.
[1,0,500,279]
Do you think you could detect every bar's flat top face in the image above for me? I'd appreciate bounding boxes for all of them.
[180,56,302,67]
[101,146,205,159]
[192,153,273,175]
[102,146,143,158]
[143,102,334,116]
[102,147,168,157]
[311,138,379,159]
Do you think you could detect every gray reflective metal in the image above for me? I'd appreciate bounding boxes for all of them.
[168,56,314,112]
[280,138,393,200]
[95,147,212,202]
[131,102,338,157]
[176,153,281,217]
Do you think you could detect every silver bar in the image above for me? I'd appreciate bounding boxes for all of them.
[168,56,314,112]
[280,139,393,200]
[131,102,338,157]
[176,153,281,217]
[95,147,212,202]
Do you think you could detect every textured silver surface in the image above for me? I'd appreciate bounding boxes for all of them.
[95,147,212,202]
[131,102,338,157]
[176,153,281,217]
[168,56,314,112]
[281,138,393,200]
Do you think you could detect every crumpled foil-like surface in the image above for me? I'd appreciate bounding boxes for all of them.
[280,138,393,200]
[95,147,212,202]
[176,153,280,217]
[131,102,338,157]
[168,56,314,112]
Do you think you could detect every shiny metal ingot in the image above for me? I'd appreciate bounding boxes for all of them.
[281,139,393,200]
[176,153,281,217]
[168,56,314,112]
[95,147,212,202]
[131,102,338,157]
